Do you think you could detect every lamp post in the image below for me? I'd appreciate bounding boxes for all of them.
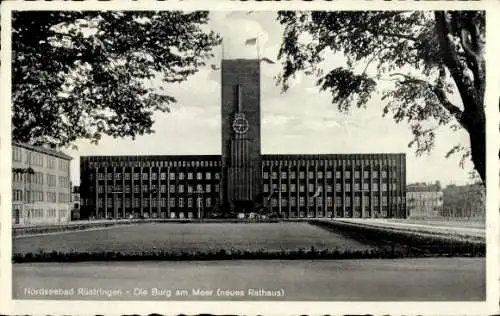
[194,189,204,219]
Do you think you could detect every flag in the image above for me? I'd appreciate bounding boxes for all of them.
[312,187,321,199]
[245,37,258,45]
[260,57,276,64]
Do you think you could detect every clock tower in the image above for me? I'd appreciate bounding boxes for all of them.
[220,59,262,214]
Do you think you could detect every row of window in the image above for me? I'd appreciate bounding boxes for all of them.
[12,190,70,203]
[262,157,402,167]
[92,171,221,181]
[267,196,400,207]
[95,183,219,194]
[95,197,214,208]
[12,147,69,170]
[19,208,68,218]
[13,172,69,188]
[88,160,222,169]
[263,182,399,193]
[263,170,398,180]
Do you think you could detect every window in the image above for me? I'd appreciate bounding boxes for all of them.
[169,186,175,193]
[373,196,379,207]
[116,173,122,180]
[382,183,387,191]
[335,183,341,192]
[336,197,342,206]
[151,173,157,180]
[382,170,387,178]
[197,172,202,180]
[98,199,103,207]
[188,185,193,193]
[372,171,379,178]
[308,183,314,192]
[125,173,131,180]
[363,171,369,179]
[263,172,269,179]
[179,173,185,180]
[272,171,278,179]
[299,184,305,192]
[125,185,131,193]
[187,198,193,208]
[327,197,333,207]
[354,182,360,191]
[133,199,140,208]
[169,172,175,180]
[345,171,351,179]
[143,186,149,193]
[169,198,175,207]
[290,184,296,192]
[308,171,314,179]
[142,199,149,207]
[205,172,211,180]
[142,173,148,180]
[345,183,351,192]
[363,182,369,191]
[215,184,220,192]
[345,197,351,207]
[160,185,166,193]
[354,171,360,178]
[179,198,184,207]
[318,171,323,179]
[264,184,269,192]
[205,184,211,193]
[327,184,333,192]
[125,198,131,207]
[281,183,287,192]
[206,197,212,207]
[290,172,296,179]
[133,173,140,181]
[197,184,203,192]
[299,196,305,207]
[327,171,332,179]
[271,198,278,207]
[188,172,193,180]
[134,186,140,193]
[282,199,288,207]
[178,185,184,193]
[373,183,379,191]
[281,171,287,179]
[160,172,167,180]
[354,196,361,207]
[215,172,220,180]
[299,171,305,179]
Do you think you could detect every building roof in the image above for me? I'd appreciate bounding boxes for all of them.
[12,142,73,160]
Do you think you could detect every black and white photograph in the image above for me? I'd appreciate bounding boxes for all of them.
[0,1,498,315]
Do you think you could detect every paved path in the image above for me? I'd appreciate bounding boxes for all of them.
[331,219,486,239]
[13,258,485,301]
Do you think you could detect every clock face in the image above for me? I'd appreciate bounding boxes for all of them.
[232,116,249,134]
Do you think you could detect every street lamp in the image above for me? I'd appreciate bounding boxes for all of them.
[194,189,204,219]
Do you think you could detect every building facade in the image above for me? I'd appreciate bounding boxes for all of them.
[71,185,81,220]
[12,143,72,226]
[406,182,443,218]
[80,59,407,219]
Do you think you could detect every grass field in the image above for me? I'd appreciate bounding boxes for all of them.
[13,222,372,255]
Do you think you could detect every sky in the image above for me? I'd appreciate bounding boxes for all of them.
[67,11,475,186]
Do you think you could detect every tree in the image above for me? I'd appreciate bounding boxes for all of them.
[12,11,221,148]
[276,11,486,183]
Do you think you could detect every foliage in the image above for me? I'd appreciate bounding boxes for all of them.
[12,11,221,148]
[276,11,486,183]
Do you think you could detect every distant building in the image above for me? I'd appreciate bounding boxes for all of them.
[12,143,72,226]
[442,183,485,219]
[406,182,443,218]
[71,185,80,220]
[80,59,407,220]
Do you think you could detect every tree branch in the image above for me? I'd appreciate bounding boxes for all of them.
[390,72,464,126]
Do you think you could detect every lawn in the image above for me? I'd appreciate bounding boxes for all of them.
[13,222,372,256]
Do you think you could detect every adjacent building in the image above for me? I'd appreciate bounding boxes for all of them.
[12,143,72,226]
[80,59,407,219]
[406,182,443,218]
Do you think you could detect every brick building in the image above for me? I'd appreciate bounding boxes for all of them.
[406,182,443,218]
[80,59,407,219]
[12,143,72,226]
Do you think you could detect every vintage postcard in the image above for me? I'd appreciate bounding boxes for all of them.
[0,0,499,315]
